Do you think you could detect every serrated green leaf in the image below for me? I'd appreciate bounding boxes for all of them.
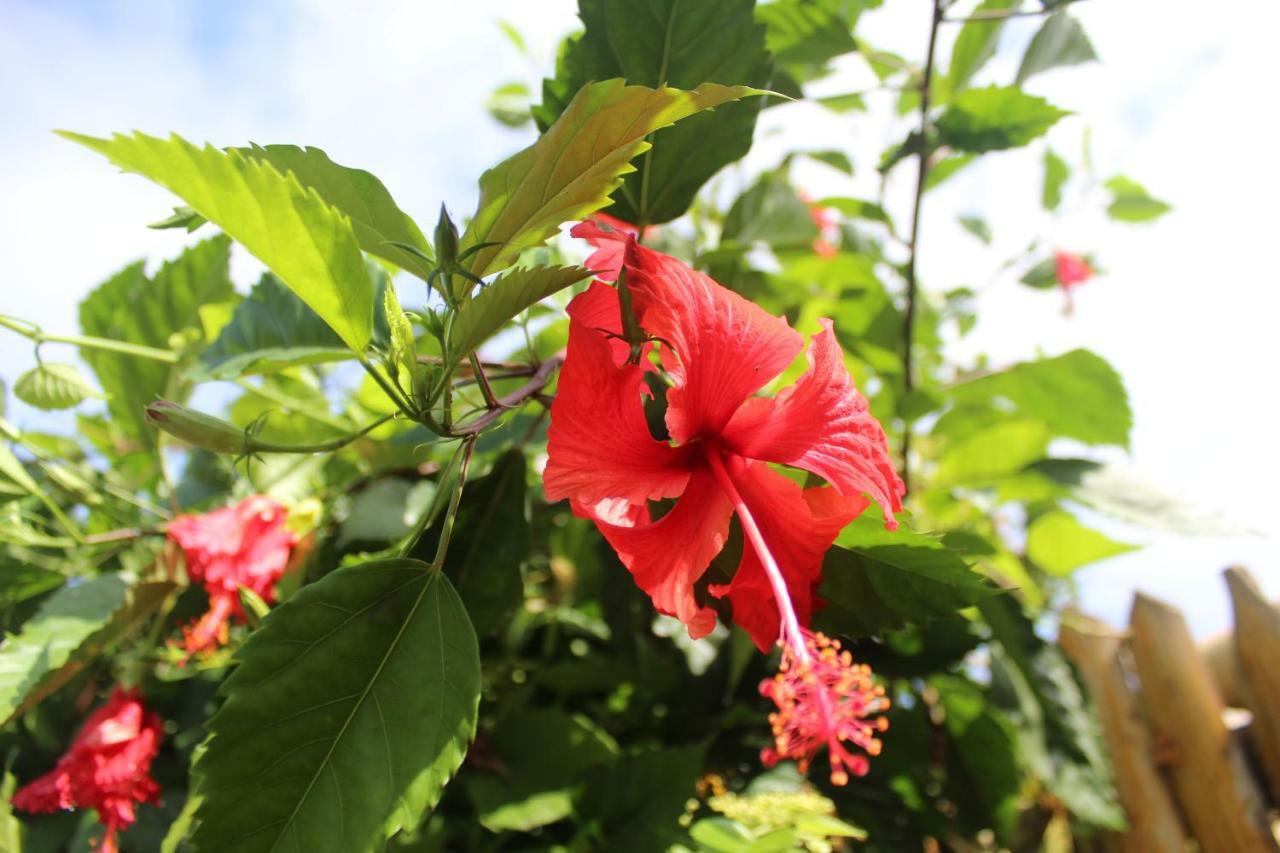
[1016,12,1098,85]
[449,266,591,364]
[0,574,125,723]
[192,560,480,853]
[948,0,1019,92]
[722,171,819,249]
[1042,147,1069,210]
[951,350,1131,447]
[1026,510,1136,576]
[534,0,771,227]
[79,237,234,446]
[1105,175,1171,223]
[149,204,207,232]
[0,559,65,610]
[234,144,434,278]
[936,86,1068,152]
[62,131,375,353]
[14,363,101,410]
[816,511,995,637]
[198,273,350,379]
[470,80,761,278]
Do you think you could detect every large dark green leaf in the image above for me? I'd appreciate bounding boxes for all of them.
[947,0,1019,92]
[1015,12,1097,85]
[199,273,349,379]
[949,349,1131,447]
[411,451,529,637]
[0,576,172,724]
[934,674,1022,841]
[467,79,760,278]
[79,237,234,446]
[816,512,994,637]
[192,560,480,853]
[535,0,771,226]
[980,595,1124,828]
[234,144,434,278]
[936,86,1068,152]
[63,132,376,353]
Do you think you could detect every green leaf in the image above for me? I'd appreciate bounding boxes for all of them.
[383,286,417,387]
[1020,256,1059,289]
[957,215,992,244]
[800,149,854,175]
[936,86,1068,152]
[757,0,862,83]
[535,0,771,226]
[934,674,1023,841]
[62,131,376,353]
[487,81,533,128]
[690,817,754,851]
[0,559,65,610]
[1041,147,1069,210]
[1026,510,1136,576]
[192,560,480,853]
[149,204,208,232]
[947,0,1019,92]
[925,153,977,189]
[198,273,350,379]
[936,419,1050,487]
[80,238,234,445]
[412,451,529,637]
[13,363,101,411]
[470,80,760,278]
[722,171,819,248]
[576,745,706,853]
[1105,175,1171,223]
[448,266,591,363]
[951,350,1131,447]
[816,511,995,637]
[1016,12,1098,85]
[234,144,434,279]
[465,709,617,832]
[816,196,891,226]
[0,574,125,723]
[0,771,21,853]
[981,595,1125,828]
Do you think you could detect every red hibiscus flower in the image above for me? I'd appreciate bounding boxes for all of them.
[573,213,659,282]
[167,495,297,656]
[12,687,163,853]
[800,192,839,259]
[545,225,902,783]
[1054,250,1093,313]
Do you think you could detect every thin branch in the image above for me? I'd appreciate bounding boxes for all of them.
[900,0,945,494]
[943,0,1090,23]
[449,356,561,437]
[0,314,178,363]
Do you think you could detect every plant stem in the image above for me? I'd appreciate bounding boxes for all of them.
[0,314,178,363]
[900,0,944,494]
[943,0,1090,23]
[248,413,397,454]
[468,352,501,409]
[429,438,475,569]
[448,356,561,437]
[359,359,416,417]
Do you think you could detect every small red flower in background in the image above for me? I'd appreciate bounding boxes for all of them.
[167,495,297,656]
[1054,250,1094,312]
[12,688,163,853]
[800,192,839,259]
[546,225,901,783]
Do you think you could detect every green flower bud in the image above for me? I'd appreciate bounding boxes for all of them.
[434,204,459,267]
[145,400,247,454]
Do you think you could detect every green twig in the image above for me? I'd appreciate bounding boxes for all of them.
[0,314,178,363]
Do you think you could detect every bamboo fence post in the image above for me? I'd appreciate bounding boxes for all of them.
[1059,611,1189,853]
[1129,592,1277,853]
[1226,566,1280,800]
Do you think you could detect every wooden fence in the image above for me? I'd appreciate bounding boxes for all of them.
[1059,566,1280,852]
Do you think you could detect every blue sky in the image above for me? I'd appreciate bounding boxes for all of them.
[1,0,1276,637]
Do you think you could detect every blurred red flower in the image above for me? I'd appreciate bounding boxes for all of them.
[167,495,297,655]
[12,688,163,853]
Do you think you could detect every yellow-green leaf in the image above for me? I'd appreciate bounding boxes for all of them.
[449,265,591,364]
[14,362,102,410]
[61,131,375,353]
[1026,510,1136,576]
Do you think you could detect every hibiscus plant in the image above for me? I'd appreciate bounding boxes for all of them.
[0,2,1168,851]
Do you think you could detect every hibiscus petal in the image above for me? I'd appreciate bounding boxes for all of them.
[575,465,732,639]
[569,216,635,282]
[545,281,692,506]
[722,320,904,525]
[712,457,867,652]
[622,240,804,444]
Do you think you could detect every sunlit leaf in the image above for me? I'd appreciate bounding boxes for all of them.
[1016,12,1097,85]
[1042,147,1069,210]
[1025,510,1136,576]
[936,86,1068,152]
[1105,175,1171,223]
[449,266,591,364]
[948,0,1019,92]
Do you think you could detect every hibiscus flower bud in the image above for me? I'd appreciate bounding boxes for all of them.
[11,687,163,853]
[434,203,460,267]
[760,630,889,786]
[145,399,247,455]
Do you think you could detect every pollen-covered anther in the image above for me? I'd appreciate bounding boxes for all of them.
[758,630,889,786]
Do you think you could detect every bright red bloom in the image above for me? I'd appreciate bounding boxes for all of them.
[167,495,297,656]
[801,193,839,259]
[1054,250,1093,288]
[545,227,901,781]
[574,213,658,282]
[12,688,163,852]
